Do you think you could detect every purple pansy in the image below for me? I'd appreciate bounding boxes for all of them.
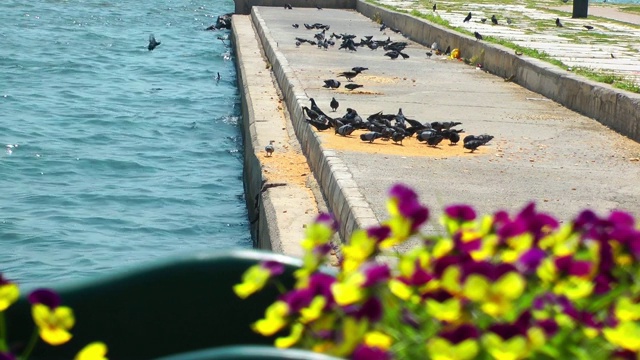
[262,260,285,276]
[316,213,339,231]
[351,344,391,360]
[367,226,391,243]
[518,248,546,273]
[460,261,517,282]
[356,296,383,322]
[554,256,592,277]
[280,288,314,313]
[28,288,61,309]
[0,353,16,360]
[0,274,12,286]
[362,264,391,287]
[537,319,558,336]
[439,324,480,343]
[389,184,430,230]
[445,204,477,222]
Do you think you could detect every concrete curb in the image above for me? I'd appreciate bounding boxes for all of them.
[251,8,379,243]
[355,1,640,142]
[235,0,356,14]
[233,15,319,257]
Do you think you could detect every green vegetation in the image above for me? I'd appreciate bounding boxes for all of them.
[364,0,640,93]
[620,5,640,15]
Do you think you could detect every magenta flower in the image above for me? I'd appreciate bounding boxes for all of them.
[367,226,391,243]
[0,352,16,360]
[316,213,339,231]
[439,324,480,343]
[554,256,593,277]
[518,248,546,273]
[28,288,61,309]
[356,296,383,322]
[351,344,391,360]
[445,204,477,222]
[362,264,391,287]
[389,184,429,230]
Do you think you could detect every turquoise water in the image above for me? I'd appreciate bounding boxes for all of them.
[0,0,250,285]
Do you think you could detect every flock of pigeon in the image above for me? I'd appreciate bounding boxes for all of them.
[302,96,492,152]
[282,4,494,154]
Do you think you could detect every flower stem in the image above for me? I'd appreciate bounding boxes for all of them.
[0,312,7,352]
[273,280,288,294]
[19,329,39,360]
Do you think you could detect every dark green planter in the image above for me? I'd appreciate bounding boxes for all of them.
[5,250,338,360]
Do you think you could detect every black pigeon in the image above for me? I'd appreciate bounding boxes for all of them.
[284,3,293,9]
[338,71,360,81]
[427,134,444,147]
[474,31,483,40]
[304,23,315,30]
[444,46,451,55]
[323,79,341,89]
[392,131,406,145]
[463,12,472,23]
[330,97,339,112]
[352,66,369,73]
[507,18,513,25]
[464,140,485,152]
[433,3,436,11]
[384,50,409,60]
[316,5,322,10]
[345,84,364,91]
[337,124,355,136]
[295,41,301,47]
[491,15,498,25]
[148,34,161,51]
[306,118,331,131]
[302,106,321,120]
[426,51,433,58]
[464,134,494,145]
[360,132,382,143]
[310,98,327,117]
[292,24,299,28]
[611,53,616,59]
[417,130,437,143]
[584,25,594,30]
[556,18,563,27]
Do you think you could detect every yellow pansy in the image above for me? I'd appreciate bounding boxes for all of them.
[426,298,462,322]
[614,297,640,322]
[275,323,304,348]
[233,264,272,299]
[462,272,525,318]
[364,331,392,350]
[427,338,479,360]
[75,342,108,360]
[300,296,326,324]
[482,333,529,360]
[0,282,19,311]
[252,301,290,336]
[331,272,366,306]
[603,321,640,351]
[32,304,75,345]
[341,230,377,273]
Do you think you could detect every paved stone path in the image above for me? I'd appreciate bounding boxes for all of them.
[377,0,640,85]
[252,6,640,252]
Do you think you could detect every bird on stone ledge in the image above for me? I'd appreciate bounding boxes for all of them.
[265,140,275,157]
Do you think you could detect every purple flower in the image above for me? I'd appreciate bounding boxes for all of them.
[537,319,558,336]
[461,261,517,282]
[363,264,391,287]
[453,232,482,253]
[261,260,285,276]
[0,274,12,286]
[28,288,61,309]
[309,273,336,304]
[554,256,592,277]
[0,352,16,360]
[518,248,546,273]
[367,226,391,243]
[280,288,314,313]
[445,204,477,222]
[389,183,430,230]
[439,324,479,343]
[351,344,391,360]
[316,213,339,231]
[356,296,383,322]
[409,265,433,286]
[608,211,635,227]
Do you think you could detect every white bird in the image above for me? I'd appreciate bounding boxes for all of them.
[265,140,275,157]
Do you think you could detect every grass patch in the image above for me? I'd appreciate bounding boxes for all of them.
[573,67,640,92]
[620,5,640,15]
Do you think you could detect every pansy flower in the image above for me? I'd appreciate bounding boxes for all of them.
[29,288,75,345]
[233,260,285,299]
[74,342,108,360]
[382,184,429,248]
[0,274,19,312]
[427,325,479,360]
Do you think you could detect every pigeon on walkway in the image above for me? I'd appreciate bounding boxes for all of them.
[337,124,355,136]
[345,84,364,91]
[323,79,341,89]
[292,24,299,28]
[352,66,369,73]
[491,15,498,25]
[284,3,293,9]
[584,25,594,30]
[556,18,563,27]
[474,31,483,40]
[148,34,161,51]
[338,70,361,81]
[330,97,339,112]
[265,140,275,157]
[360,132,382,143]
[426,51,433,58]
[310,98,327,117]
[481,18,487,23]
[463,12,472,23]
[433,3,436,11]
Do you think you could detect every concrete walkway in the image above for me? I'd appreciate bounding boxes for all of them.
[379,0,640,86]
[248,5,640,250]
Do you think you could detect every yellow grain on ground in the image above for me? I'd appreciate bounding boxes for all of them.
[334,89,384,95]
[317,129,496,157]
[261,148,311,186]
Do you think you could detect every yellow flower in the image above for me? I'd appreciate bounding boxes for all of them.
[426,298,462,322]
[364,331,392,350]
[482,333,529,360]
[0,282,19,311]
[342,230,377,273]
[615,297,640,322]
[462,272,525,318]
[252,301,290,336]
[552,276,594,300]
[275,323,304,348]
[603,321,640,352]
[331,272,366,306]
[75,342,108,360]
[32,304,75,345]
[300,296,326,324]
[233,264,272,299]
[427,338,479,360]
[389,279,413,301]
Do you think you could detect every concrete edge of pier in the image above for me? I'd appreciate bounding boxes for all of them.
[250,7,381,244]
[233,15,324,257]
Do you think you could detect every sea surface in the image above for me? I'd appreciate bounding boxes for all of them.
[0,0,250,286]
